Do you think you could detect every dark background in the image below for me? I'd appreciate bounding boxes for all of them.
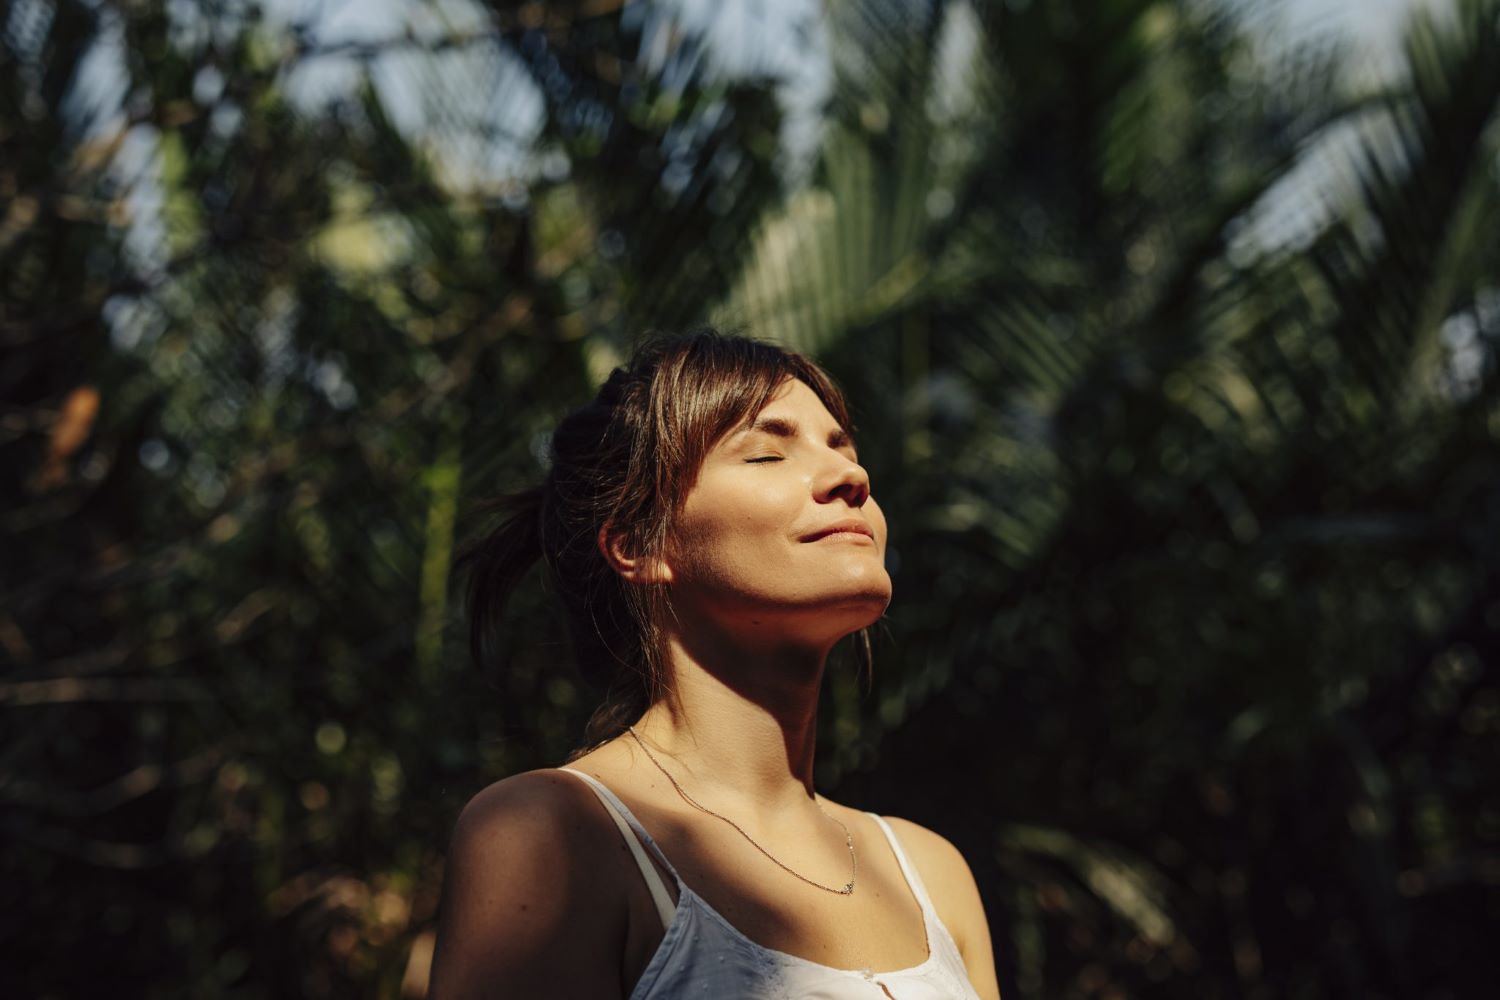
[4,0,1498,997]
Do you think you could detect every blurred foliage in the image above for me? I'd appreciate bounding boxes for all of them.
[3,0,1498,998]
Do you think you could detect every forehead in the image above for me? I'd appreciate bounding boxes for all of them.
[753,379,839,422]
[714,379,852,451]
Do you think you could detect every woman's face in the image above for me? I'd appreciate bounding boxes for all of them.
[660,378,892,644]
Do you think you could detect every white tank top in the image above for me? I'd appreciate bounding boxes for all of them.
[559,767,984,1000]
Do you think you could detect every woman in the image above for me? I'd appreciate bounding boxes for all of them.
[430,331,1001,999]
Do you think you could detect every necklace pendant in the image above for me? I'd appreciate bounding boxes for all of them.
[842,881,854,894]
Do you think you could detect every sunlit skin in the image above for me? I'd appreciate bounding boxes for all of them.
[585,377,1001,1000]
[427,374,1002,998]
[599,376,890,827]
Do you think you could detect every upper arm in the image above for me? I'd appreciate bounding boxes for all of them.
[887,817,1003,1000]
[427,772,625,1000]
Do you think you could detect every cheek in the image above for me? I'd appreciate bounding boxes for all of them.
[672,480,804,575]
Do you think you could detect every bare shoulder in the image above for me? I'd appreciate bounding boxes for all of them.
[428,769,626,999]
[880,815,974,929]
[441,769,615,881]
[882,815,1004,1000]
[443,767,631,904]
[450,767,603,841]
[882,815,967,876]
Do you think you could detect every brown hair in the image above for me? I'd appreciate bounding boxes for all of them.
[456,329,874,763]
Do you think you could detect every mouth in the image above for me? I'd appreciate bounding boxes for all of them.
[800,521,876,543]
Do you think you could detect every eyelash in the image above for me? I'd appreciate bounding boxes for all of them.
[746,454,861,465]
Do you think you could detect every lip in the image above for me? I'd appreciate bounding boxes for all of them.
[800,519,875,543]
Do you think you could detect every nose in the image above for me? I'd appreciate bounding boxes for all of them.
[815,452,870,507]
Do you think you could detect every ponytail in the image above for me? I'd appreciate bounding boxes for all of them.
[455,486,545,679]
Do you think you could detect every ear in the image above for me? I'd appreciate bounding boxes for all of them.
[597,522,674,586]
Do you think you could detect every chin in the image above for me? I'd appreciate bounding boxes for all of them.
[823,586,893,629]
[836,567,893,607]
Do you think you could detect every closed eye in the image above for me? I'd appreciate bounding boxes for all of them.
[745,456,784,463]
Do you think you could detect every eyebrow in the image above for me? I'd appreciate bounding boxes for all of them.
[743,416,855,452]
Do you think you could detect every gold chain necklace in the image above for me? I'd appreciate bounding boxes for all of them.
[626,725,858,895]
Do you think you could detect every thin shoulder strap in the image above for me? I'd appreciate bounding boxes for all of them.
[558,768,680,928]
[866,813,938,915]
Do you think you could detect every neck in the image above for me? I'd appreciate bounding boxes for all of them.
[630,621,837,829]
